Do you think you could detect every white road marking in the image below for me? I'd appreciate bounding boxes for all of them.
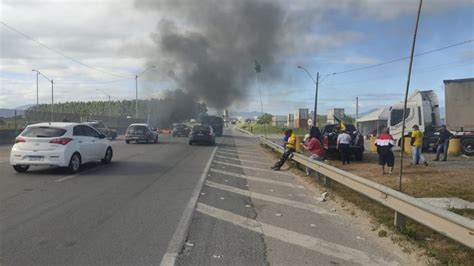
[214,155,270,165]
[209,168,305,189]
[216,150,272,161]
[54,165,107,182]
[213,160,291,176]
[205,181,333,216]
[218,147,265,155]
[160,146,218,266]
[197,203,395,266]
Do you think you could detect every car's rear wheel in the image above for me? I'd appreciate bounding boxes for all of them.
[102,147,113,164]
[189,141,193,145]
[68,153,81,173]
[355,150,363,161]
[154,136,158,143]
[13,165,29,173]
[125,140,130,144]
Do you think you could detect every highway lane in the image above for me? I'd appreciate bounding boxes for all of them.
[0,134,218,265]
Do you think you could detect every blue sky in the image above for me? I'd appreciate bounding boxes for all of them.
[1,0,473,117]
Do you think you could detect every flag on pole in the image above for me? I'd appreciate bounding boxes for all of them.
[254,60,262,73]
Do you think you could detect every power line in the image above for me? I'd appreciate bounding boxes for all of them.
[1,21,133,79]
[331,39,474,76]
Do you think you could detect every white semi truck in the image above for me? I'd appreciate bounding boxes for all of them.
[388,90,441,149]
[388,79,474,155]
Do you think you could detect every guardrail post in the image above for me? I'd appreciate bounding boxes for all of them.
[394,211,406,230]
[323,175,331,187]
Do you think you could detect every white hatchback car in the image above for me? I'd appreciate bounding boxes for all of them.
[10,122,113,173]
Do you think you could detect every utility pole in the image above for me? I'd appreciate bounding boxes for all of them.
[51,80,54,122]
[355,97,359,128]
[399,0,423,193]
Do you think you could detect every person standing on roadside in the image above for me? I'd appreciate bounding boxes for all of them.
[411,125,428,166]
[375,128,395,174]
[434,125,453,161]
[337,130,351,165]
[302,133,325,178]
[272,129,296,170]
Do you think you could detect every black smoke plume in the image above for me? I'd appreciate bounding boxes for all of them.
[135,0,285,109]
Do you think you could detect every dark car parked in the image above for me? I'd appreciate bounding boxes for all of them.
[321,123,364,160]
[189,125,215,146]
[83,121,118,140]
[125,123,158,144]
[172,124,190,137]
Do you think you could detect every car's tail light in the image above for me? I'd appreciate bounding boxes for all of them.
[15,137,26,143]
[50,138,73,145]
[323,136,329,148]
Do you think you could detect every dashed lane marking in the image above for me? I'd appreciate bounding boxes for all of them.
[209,168,305,189]
[205,181,333,216]
[160,146,218,266]
[214,155,270,165]
[197,203,395,266]
[213,160,291,176]
[216,151,273,162]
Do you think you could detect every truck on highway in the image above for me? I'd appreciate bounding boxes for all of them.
[200,115,224,136]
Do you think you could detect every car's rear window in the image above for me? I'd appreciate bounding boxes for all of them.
[193,126,211,131]
[21,127,67,138]
[128,126,146,133]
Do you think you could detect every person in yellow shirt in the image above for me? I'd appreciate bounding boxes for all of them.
[410,125,428,166]
[272,129,296,170]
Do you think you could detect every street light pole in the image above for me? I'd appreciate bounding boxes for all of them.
[96,89,112,117]
[32,69,40,121]
[135,75,138,118]
[298,66,335,127]
[135,66,157,119]
[51,80,54,122]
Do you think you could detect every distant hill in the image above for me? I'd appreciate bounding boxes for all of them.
[0,108,24,118]
[16,104,34,110]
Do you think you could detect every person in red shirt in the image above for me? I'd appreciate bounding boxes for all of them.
[301,133,325,178]
[375,127,395,174]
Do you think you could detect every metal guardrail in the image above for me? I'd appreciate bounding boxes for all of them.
[260,137,474,249]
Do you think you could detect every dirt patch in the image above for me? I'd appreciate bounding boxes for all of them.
[326,152,474,202]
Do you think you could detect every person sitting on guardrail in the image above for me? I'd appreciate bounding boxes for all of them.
[301,133,325,179]
[376,127,395,174]
[434,125,453,161]
[271,129,295,171]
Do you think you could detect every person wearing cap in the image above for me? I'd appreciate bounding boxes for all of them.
[301,133,325,177]
[271,129,296,171]
[410,125,428,166]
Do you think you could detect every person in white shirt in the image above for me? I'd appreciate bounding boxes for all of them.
[337,130,352,165]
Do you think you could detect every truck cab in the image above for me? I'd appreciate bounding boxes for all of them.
[388,90,440,149]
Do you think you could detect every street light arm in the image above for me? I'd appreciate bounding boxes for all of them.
[297,66,316,84]
[319,72,336,84]
[137,65,157,78]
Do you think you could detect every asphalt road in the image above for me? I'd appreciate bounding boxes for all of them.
[0,129,406,265]
[0,133,217,265]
